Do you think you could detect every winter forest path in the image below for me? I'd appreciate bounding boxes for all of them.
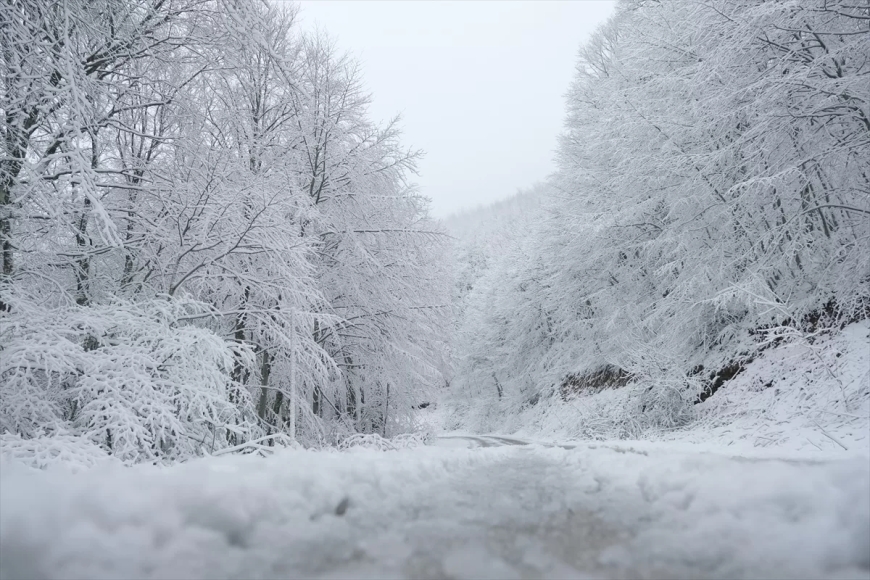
[1,440,867,580]
[434,434,535,448]
[332,440,622,580]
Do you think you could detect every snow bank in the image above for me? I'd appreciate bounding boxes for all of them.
[1,442,867,579]
[0,446,504,580]
[560,443,870,579]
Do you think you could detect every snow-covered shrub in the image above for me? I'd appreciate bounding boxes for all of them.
[0,294,258,463]
[0,431,115,473]
[392,432,433,449]
[622,381,699,439]
[209,433,299,458]
[337,432,431,452]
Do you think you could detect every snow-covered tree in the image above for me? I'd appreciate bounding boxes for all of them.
[1,0,450,461]
[288,31,450,438]
[450,0,870,435]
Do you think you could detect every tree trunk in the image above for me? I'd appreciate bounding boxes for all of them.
[382,383,390,437]
[256,349,272,421]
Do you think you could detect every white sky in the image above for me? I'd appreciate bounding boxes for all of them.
[296,1,616,217]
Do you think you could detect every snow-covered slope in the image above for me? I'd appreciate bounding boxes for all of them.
[444,321,870,457]
[687,321,870,453]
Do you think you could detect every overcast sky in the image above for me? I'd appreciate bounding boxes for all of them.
[297,1,615,218]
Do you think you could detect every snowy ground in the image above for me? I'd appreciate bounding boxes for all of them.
[2,436,868,580]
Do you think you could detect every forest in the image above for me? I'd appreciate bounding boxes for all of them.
[448,0,870,439]
[2,0,869,464]
[1,0,450,462]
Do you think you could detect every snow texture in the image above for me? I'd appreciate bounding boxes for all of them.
[1,439,868,580]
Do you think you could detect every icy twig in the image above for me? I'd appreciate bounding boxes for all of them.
[211,434,299,456]
[812,421,849,451]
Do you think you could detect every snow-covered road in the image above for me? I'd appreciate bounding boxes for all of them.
[1,438,868,580]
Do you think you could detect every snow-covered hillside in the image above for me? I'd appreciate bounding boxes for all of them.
[443,321,870,457]
[442,158,869,452]
[443,0,870,459]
